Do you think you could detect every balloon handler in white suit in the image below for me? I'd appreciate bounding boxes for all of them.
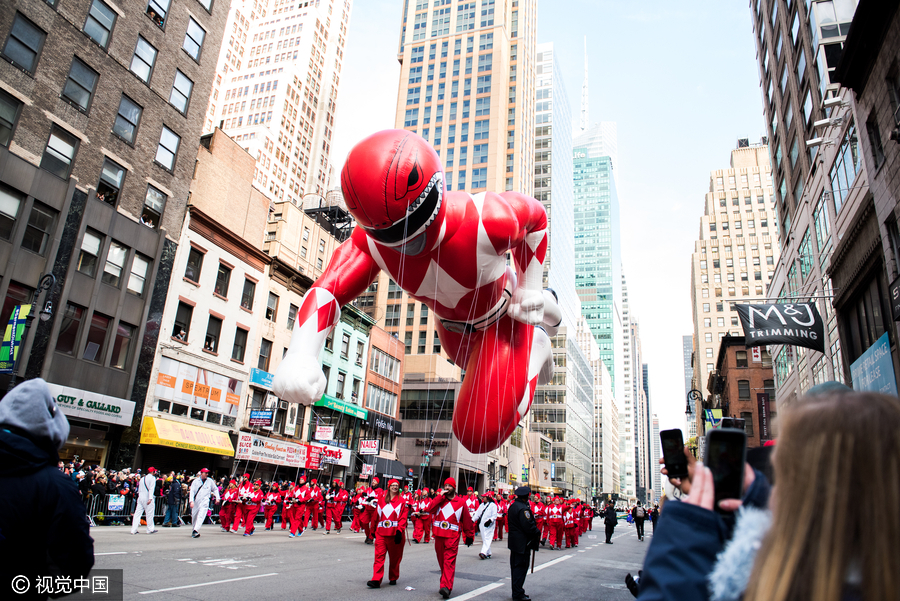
[472,493,499,559]
[190,468,221,538]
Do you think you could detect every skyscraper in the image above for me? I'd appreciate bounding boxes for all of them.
[205,0,353,202]
[651,414,661,502]
[683,334,697,438]
[690,141,779,432]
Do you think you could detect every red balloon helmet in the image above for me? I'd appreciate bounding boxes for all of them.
[340,129,445,256]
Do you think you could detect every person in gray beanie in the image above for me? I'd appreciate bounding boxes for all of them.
[0,378,94,598]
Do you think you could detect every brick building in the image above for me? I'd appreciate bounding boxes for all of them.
[708,335,776,448]
[0,0,227,467]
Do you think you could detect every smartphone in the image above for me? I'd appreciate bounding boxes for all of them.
[705,428,747,512]
[719,417,736,429]
[660,429,689,479]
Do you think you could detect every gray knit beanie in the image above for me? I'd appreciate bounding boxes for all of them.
[0,378,70,450]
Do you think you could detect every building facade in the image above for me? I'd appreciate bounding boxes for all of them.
[205,0,353,202]
[690,141,779,429]
[0,0,228,468]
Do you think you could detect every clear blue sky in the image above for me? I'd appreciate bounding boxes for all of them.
[331,0,768,434]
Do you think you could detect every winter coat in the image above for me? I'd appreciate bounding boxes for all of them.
[167,480,184,504]
[602,505,618,526]
[0,428,94,599]
[636,470,770,601]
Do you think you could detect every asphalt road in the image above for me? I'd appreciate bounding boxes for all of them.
[90,519,654,601]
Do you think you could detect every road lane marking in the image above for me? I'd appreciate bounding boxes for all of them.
[533,554,574,572]
[452,582,505,600]
[138,573,278,594]
[96,552,128,556]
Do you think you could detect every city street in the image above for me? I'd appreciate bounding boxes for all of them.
[91,520,651,600]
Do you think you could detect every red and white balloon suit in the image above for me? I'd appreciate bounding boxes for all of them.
[272,130,559,453]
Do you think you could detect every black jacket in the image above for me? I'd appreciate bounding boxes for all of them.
[507,497,540,554]
[602,505,617,526]
[0,429,94,599]
[167,480,184,503]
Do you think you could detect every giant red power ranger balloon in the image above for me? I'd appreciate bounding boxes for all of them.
[272,130,560,453]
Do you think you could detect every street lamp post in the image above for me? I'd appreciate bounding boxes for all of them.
[6,273,56,393]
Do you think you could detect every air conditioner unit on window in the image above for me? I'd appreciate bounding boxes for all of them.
[279,400,289,410]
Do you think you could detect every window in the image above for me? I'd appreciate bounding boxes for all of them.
[385,304,400,327]
[155,126,180,170]
[146,0,170,28]
[130,37,157,83]
[205,315,222,353]
[77,230,102,277]
[232,327,247,362]
[173,301,192,340]
[96,158,125,206]
[706,348,713,357]
[111,322,135,369]
[704,318,712,327]
[41,126,79,179]
[21,202,55,256]
[829,122,861,214]
[102,241,127,287]
[736,350,748,367]
[266,291,278,321]
[113,95,142,144]
[128,253,149,296]
[418,331,427,354]
[420,303,429,325]
[55,303,84,355]
[340,333,350,358]
[214,263,231,297]
[62,58,99,113]
[169,70,193,113]
[737,379,750,399]
[84,0,116,48]
[142,185,166,228]
[287,303,298,330]
[866,114,885,169]
[0,90,21,147]
[0,185,21,240]
[82,312,110,362]
[404,331,412,354]
[184,247,203,282]
[703,303,710,312]
[241,279,255,310]
[258,338,272,371]
[2,13,45,74]
[183,18,206,60]
[705,333,712,342]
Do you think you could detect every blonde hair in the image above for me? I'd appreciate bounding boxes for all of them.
[744,392,900,601]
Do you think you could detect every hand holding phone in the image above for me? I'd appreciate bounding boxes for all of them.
[660,429,689,479]
[704,428,748,513]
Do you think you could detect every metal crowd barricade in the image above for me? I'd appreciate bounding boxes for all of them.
[82,494,188,527]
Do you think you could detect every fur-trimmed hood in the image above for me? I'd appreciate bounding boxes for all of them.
[708,506,772,601]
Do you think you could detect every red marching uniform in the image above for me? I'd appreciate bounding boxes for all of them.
[564,502,578,548]
[362,481,382,541]
[464,490,480,519]
[427,481,476,596]
[546,500,564,549]
[281,484,296,531]
[233,477,252,531]
[412,491,431,543]
[219,486,239,531]
[326,483,349,532]
[263,488,281,530]
[308,481,322,529]
[531,496,546,543]
[350,488,365,532]
[290,483,311,535]
[493,497,507,540]
[242,486,264,535]
[369,487,408,586]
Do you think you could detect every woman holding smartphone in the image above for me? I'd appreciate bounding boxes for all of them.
[637,390,900,601]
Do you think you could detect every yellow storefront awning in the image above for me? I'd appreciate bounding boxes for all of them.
[140,416,234,456]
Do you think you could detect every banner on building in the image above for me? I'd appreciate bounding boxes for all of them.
[307,441,351,466]
[48,383,136,427]
[751,347,762,362]
[0,304,31,373]
[249,410,274,427]
[735,303,825,353]
[156,357,242,418]
[235,433,308,468]
[359,439,379,455]
[850,332,899,396]
[361,464,374,476]
[757,393,772,442]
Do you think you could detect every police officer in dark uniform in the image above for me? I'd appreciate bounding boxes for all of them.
[507,486,540,601]
[602,500,617,544]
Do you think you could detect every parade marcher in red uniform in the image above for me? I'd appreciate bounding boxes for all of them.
[411,489,425,543]
[530,493,546,545]
[318,483,327,528]
[263,483,281,530]
[233,474,252,531]
[350,484,365,533]
[464,487,480,520]
[308,479,322,530]
[219,480,239,532]
[242,481,264,536]
[494,494,508,540]
[563,499,578,548]
[427,478,476,599]
[281,482,297,531]
[546,496,564,550]
[325,479,348,533]
[367,479,409,588]
[362,477,382,544]
[289,477,311,537]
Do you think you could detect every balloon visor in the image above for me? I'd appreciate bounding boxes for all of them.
[363,173,442,249]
